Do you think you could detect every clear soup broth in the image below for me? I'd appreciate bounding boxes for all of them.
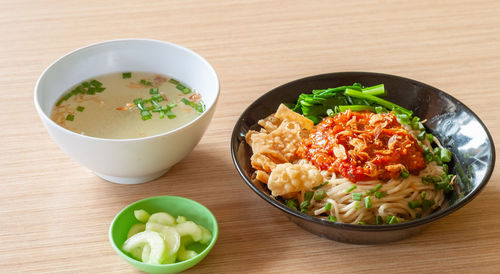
[51,72,204,139]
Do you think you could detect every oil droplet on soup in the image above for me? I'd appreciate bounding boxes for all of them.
[50,72,204,139]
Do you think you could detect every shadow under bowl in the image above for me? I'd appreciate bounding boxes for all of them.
[231,72,495,244]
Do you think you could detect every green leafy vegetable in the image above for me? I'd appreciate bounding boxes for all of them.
[288,83,413,124]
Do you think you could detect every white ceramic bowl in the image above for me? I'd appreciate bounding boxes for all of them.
[34,39,220,184]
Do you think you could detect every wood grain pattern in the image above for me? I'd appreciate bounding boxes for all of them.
[1,0,499,273]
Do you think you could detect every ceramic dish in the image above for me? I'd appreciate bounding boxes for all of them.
[231,72,495,244]
[34,39,220,184]
[109,195,218,273]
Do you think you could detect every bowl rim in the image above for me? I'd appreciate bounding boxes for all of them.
[108,195,219,269]
[231,71,496,231]
[33,38,220,142]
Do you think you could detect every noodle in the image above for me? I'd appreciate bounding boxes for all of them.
[307,162,445,224]
[246,103,451,225]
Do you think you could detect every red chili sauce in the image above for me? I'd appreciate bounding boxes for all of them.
[296,110,426,182]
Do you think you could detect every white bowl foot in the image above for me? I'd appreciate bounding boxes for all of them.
[95,168,170,184]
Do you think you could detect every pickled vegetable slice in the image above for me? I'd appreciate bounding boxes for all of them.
[122,231,167,264]
[175,221,202,242]
[134,209,151,223]
[158,226,181,264]
[127,223,146,239]
[148,212,176,226]
[177,245,198,261]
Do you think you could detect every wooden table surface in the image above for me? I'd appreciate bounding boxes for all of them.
[2,0,500,273]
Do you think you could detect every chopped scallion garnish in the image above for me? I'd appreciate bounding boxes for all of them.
[90,79,103,87]
[56,79,105,105]
[300,201,310,212]
[76,106,85,112]
[314,190,325,201]
[421,198,435,211]
[324,202,332,211]
[346,185,357,193]
[426,133,434,143]
[443,164,449,174]
[165,110,176,119]
[313,181,328,190]
[168,78,180,85]
[408,201,420,209]
[328,215,337,222]
[417,131,426,140]
[65,114,74,121]
[400,169,409,178]
[140,110,152,120]
[364,196,372,209]
[440,148,452,163]
[181,98,205,113]
[389,216,399,224]
[122,72,132,79]
[304,191,314,202]
[352,193,362,201]
[140,79,152,86]
[366,183,382,195]
[374,191,387,199]
[176,84,191,94]
[285,199,298,210]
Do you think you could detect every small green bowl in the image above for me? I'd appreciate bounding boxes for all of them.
[109,196,218,273]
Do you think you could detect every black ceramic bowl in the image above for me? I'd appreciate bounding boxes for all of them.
[231,72,495,244]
